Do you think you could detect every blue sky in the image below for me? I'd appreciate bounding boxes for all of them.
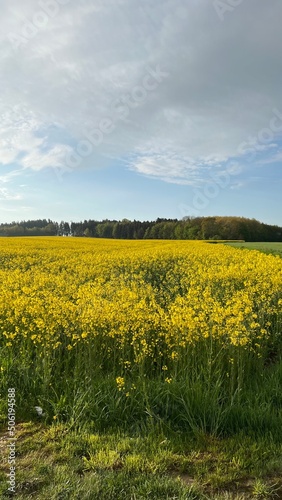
[0,0,282,225]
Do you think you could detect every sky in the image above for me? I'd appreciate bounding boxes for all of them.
[0,0,281,225]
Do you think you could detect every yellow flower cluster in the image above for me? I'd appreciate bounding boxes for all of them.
[0,237,281,368]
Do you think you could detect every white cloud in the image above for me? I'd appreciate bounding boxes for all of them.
[21,144,73,171]
[230,182,246,190]
[0,104,44,165]
[0,187,22,200]
[0,170,23,183]
[257,150,282,165]
[128,146,217,185]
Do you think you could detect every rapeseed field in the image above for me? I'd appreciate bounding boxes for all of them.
[1,237,282,436]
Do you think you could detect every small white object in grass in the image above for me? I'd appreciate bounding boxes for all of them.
[34,406,44,416]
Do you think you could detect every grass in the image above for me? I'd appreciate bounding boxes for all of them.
[1,422,282,499]
[1,361,282,498]
[225,242,282,257]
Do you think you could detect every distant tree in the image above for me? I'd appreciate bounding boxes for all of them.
[0,216,282,241]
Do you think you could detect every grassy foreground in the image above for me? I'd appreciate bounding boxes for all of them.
[1,238,282,498]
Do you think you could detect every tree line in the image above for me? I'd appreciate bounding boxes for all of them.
[0,216,282,241]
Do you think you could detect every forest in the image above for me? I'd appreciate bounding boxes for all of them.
[0,216,282,241]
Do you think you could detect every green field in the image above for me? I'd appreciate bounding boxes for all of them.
[226,241,282,257]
